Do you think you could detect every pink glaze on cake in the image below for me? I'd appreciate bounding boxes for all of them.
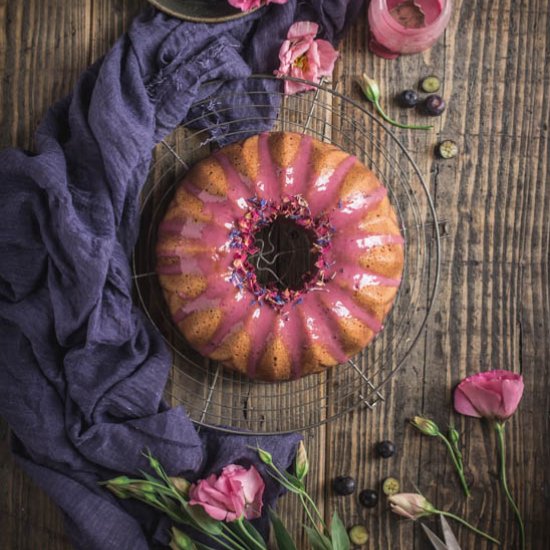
[156,132,404,381]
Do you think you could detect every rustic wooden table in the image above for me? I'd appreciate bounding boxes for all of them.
[1,1,549,549]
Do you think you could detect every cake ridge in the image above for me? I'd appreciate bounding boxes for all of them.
[278,133,313,196]
[256,133,280,201]
[305,154,357,215]
[300,291,348,365]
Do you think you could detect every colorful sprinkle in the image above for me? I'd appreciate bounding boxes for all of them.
[228,194,335,310]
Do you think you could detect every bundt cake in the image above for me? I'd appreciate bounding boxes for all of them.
[155,132,404,381]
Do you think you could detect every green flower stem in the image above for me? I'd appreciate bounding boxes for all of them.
[211,535,242,550]
[266,470,298,494]
[437,433,471,497]
[136,497,236,550]
[103,477,173,496]
[143,498,236,550]
[302,492,328,533]
[262,454,329,537]
[221,525,248,549]
[437,511,500,545]
[299,494,319,528]
[219,529,248,550]
[235,520,266,550]
[123,483,240,550]
[449,429,465,470]
[495,422,525,550]
[265,462,294,488]
[373,100,433,130]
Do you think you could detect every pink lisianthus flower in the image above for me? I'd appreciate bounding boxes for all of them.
[189,464,265,522]
[454,369,524,421]
[228,0,288,12]
[275,21,339,95]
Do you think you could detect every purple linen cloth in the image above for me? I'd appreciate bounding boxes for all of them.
[0,2,362,549]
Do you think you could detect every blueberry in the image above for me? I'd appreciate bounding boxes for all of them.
[376,440,396,458]
[397,89,419,108]
[333,475,356,495]
[423,94,446,116]
[359,489,379,508]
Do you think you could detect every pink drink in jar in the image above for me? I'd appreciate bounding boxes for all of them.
[368,0,452,57]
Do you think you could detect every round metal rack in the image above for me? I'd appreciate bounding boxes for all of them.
[132,75,440,435]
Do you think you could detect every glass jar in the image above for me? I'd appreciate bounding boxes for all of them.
[368,0,452,56]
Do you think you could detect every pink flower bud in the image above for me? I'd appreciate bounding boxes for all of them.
[295,441,309,480]
[358,73,380,103]
[454,369,524,421]
[388,493,436,520]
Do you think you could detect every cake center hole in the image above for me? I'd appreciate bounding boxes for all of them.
[249,217,319,291]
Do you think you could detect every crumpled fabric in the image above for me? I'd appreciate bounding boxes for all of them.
[0,2,363,549]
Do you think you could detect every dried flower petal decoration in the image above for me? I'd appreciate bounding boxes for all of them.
[359,73,433,130]
[454,369,525,549]
[228,194,335,310]
[228,0,288,12]
[389,493,500,545]
[275,22,339,95]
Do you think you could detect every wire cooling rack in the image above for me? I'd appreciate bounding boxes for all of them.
[132,75,440,435]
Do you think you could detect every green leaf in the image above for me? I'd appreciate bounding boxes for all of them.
[139,470,162,483]
[241,520,267,549]
[194,543,217,550]
[227,519,267,550]
[284,472,305,492]
[182,501,223,536]
[305,526,333,550]
[266,470,299,494]
[269,509,298,550]
[329,511,350,550]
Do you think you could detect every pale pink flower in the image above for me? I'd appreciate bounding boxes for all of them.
[454,370,524,421]
[228,0,288,12]
[275,21,339,95]
[189,464,265,522]
[388,493,436,520]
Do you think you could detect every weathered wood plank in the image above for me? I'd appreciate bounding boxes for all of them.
[321,1,550,549]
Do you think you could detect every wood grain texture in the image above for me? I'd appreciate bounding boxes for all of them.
[1,1,549,549]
